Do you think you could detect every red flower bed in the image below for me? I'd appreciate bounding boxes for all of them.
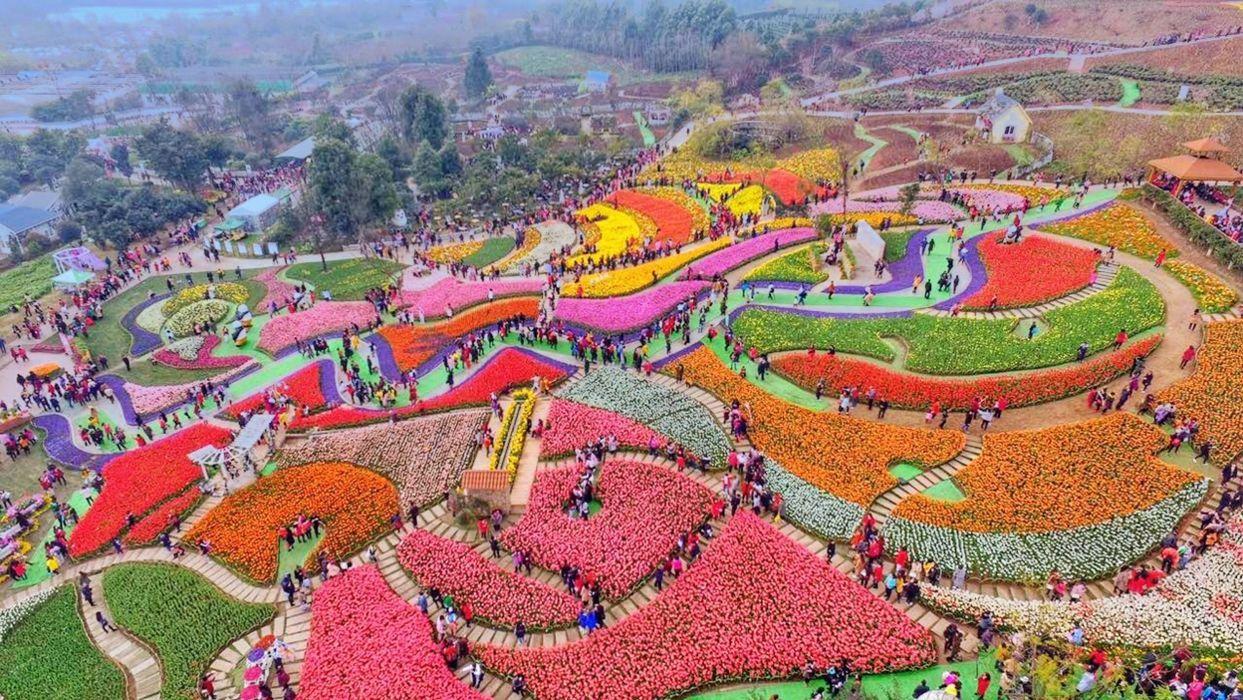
[374,297,541,372]
[289,348,571,431]
[68,424,232,557]
[123,488,203,546]
[396,529,581,629]
[964,235,1099,310]
[607,189,694,244]
[222,360,330,420]
[479,511,937,699]
[763,169,829,205]
[540,399,667,458]
[152,335,251,370]
[772,335,1161,411]
[500,459,713,599]
[299,566,487,700]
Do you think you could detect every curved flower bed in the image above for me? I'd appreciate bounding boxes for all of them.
[118,360,256,419]
[540,398,669,457]
[166,299,231,338]
[812,198,961,223]
[427,239,485,263]
[827,211,917,228]
[276,409,488,507]
[732,267,1165,375]
[553,281,708,334]
[374,297,541,372]
[152,334,251,370]
[963,235,1099,310]
[123,487,203,545]
[762,168,826,205]
[919,509,1243,652]
[0,587,126,700]
[502,459,713,599]
[253,266,299,310]
[120,292,170,356]
[222,359,333,419]
[886,413,1208,580]
[607,189,695,244]
[558,366,731,466]
[1041,203,1173,260]
[946,187,1025,212]
[771,335,1160,411]
[724,184,767,217]
[1158,319,1243,467]
[397,275,543,314]
[574,237,731,298]
[681,227,818,279]
[68,423,232,557]
[257,300,379,355]
[161,282,249,316]
[567,203,642,267]
[645,186,710,234]
[184,461,398,583]
[299,566,487,700]
[674,346,963,507]
[1162,259,1239,313]
[490,388,534,478]
[396,529,581,629]
[289,348,572,431]
[32,413,107,469]
[742,244,827,285]
[479,511,936,699]
[488,228,541,273]
[504,222,576,272]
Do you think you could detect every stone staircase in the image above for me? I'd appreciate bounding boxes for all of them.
[921,261,1119,320]
[79,574,163,700]
[870,435,983,526]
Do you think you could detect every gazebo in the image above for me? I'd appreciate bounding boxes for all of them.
[188,414,275,490]
[1146,137,1243,196]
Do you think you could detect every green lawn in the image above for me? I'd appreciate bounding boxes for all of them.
[103,563,276,700]
[285,258,404,300]
[462,237,516,269]
[880,229,919,263]
[733,267,1164,375]
[1119,79,1141,107]
[0,586,127,700]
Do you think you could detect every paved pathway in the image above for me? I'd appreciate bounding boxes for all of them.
[79,573,163,700]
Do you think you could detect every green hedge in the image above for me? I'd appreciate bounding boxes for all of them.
[1143,184,1243,269]
[0,586,127,699]
[103,563,276,700]
[0,253,57,312]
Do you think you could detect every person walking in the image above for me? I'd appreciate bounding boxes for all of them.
[95,611,117,633]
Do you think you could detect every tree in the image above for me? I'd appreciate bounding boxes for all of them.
[225,81,278,153]
[464,47,493,100]
[399,86,448,150]
[110,143,133,178]
[312,114,355,146]
[356,153,400,226]
[898,182,921,216]
[859,48,889,77]
[134,121,209,190]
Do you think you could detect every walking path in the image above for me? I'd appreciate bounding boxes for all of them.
[79,573,164,700]
[922,254,1119,319]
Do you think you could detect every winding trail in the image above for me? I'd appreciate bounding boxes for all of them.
[79,572,164,700]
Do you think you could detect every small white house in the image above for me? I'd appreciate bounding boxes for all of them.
[227,194,282,233]
[0,203,59,256]
[975,89,1032,144]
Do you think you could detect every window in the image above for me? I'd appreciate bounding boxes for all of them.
[1003,125,1016,135]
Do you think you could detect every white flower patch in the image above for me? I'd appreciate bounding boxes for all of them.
[766,459,865,540]
[885,480,1209,582]
[558,367,731,466]
[0,587,58,644]
[921,506,1243,653]
[164,336,208,362]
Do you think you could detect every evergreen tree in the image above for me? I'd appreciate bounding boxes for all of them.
[464,47,493,100]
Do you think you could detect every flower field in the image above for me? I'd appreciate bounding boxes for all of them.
[559,367,731,466]
[682,227,818,279]
[742,243,827,285]
[732,267,1165,374]
[1041,203,1174,260]
[501,460,713,598]
[223,359,331,419]
[1161,259,1239,313]
[162,282,250,316]
[674,346,963,506]
[103,563,276,700]
[374,297,541,371]
[887,413,1208,579]
[184,461,398,583]
[480,512,936,700]
[568,203,642,266]
[772,334,1160,411]
[0,587,126,700]
[397,275,544,313]
[299,566,487,699]
[396,529,581,628]
[276,409,488,506]
[1157,320,1243,467]
[963,235,1099,309]
[920,509,1243,652]
[256,301,380,355]
[573,237,731,297]
[427,239,485,263]
[68,423,232,557]
[607,189,696,244]
[553,280,708,333]
[540,398,669,457]
[123,487,203,546]
[152,334,250,370]
[724,185,767,217]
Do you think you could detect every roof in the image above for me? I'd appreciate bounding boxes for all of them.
[276,136,315,161]
[232,413,274,452]
[229,194,281,218]
[51,269,93,286]
[1182,137,1230,154]
[459,470,513,493]
[0,204,57,235]
[1148,154,1243,182]
[584,70,612,84]
[5,189,60,212]
[977,91,1024,120]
